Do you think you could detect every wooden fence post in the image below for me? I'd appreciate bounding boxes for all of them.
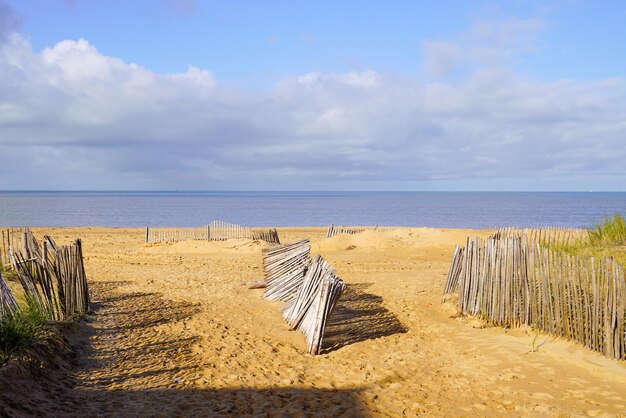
[42,240,48,264]
[22,231,28,257]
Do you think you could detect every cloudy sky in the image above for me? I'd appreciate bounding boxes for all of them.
[0,0,625,191]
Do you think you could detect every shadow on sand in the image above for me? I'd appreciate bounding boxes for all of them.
[73,387,369,417]
[322,283,408,353]
[0,281,372,417]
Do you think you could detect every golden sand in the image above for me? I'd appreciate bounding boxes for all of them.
[4,227,626,416]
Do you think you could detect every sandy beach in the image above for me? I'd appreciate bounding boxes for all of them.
[2,226,626,417]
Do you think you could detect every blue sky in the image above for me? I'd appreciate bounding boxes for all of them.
[11,1,626,83]
[0,0,625,190]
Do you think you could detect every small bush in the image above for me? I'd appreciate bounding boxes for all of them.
[589,213,626,247]
[0,300,47,365]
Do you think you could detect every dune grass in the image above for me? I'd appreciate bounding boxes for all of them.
[0,299,48,365]
[548,213,626,266]
[589,213,626,247]
[0,261,17,282]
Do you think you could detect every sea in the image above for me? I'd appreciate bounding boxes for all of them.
[0,191,624,229]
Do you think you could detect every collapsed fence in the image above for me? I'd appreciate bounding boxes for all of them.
[259,240,346,354]
[252,228,281,245]
[145,220,280,244]
[443,233,626,360]
[326,225,387,239]
[263,239,311,302]
[283,255,346,355]
[0,228,90,321]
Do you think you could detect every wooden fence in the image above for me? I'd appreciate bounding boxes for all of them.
[252,229,280,245]
[207,220,252,241]
[443,245,464,295]
[282,255,346,355]
[326,225,386,238]
[263,239,310,302]
[495,227,589,248]
[0,271,18,320]
[1,228,90,321]
[145,226,209,243]
[1,227,31,268]
[444,234,626,360]
[145,221,280,244]
[260,241,346,355]
[15,235,90,321]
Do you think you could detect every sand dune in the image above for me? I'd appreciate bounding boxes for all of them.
[1,226,625,416]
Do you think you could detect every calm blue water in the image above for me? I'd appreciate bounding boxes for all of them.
[0,191,624,228]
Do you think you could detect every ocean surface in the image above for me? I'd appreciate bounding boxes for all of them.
[0,191,624,228]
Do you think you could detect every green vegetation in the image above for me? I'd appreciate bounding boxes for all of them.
[0,299,47,365]
[529,330,547,353]
[549,213,626,266]
[0,261,17,282]
[589,213,626,247]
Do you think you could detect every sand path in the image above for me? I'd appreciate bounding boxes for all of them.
[4,227,626,417]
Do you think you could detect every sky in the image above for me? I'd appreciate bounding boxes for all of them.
[0,0,625,191]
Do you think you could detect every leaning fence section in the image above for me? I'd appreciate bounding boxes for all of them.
[443,245,464,295]
[1,227,38,269]
[14,235,90,321]
[0,228,90,321]
[263,239,310,302]
[283,255,346,355]
[443,233,626,360]
[326,224,387,238]
[260,240,346,355]
[0,271,18,320]
[252,228,280,244]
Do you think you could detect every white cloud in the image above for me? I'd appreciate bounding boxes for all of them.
[168,65,216,89]
[422,17,548,79]
[0,24,625,190]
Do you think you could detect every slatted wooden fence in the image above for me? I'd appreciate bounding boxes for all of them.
[145,221,280,244]
[444,234,626,360]
[326,224,386,238]
[208,220,252,240]
[260,241,346,355]
[3,229,91,321]
[252,228,280,244]
[282,255,346,355]
[495,227,589,248]
[263,239,310,302]
[1,228,16,267]
[0,228,43,272]
[145,226,209,243]
[443,245,464,295]
[0,271,18,320]
[1,227,35,268]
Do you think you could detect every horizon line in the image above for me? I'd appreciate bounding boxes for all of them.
[1,189,625,193]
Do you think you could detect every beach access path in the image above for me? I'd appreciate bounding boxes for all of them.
[2,227,626,417]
